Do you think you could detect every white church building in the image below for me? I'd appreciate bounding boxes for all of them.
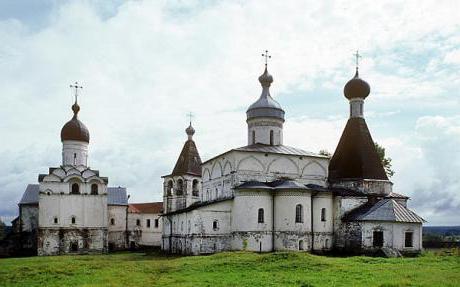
[161,64,424,255]
[15,90,161,255]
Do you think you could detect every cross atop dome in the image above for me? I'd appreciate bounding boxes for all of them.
[262,50,271,67]
[353,50,362,73]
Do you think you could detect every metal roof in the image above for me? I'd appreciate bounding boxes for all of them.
[343,198,425,223]
[246,67,285,121]
[202,144,327,165]
[235,144,324,157]
[329,117,388,181]
[107,187,128,205]
[19,184,39,205]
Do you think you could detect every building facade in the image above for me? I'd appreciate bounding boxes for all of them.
[162,64,424,255]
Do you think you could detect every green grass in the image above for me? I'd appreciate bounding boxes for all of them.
[0,250,459,287]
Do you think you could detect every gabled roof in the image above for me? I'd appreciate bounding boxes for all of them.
[19,184,39,205]
[107,187,128,205]
[329,117,388,181]
[343,198,425,223]
[170,140,202,176]
[129,202,163,214]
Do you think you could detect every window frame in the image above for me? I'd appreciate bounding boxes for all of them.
[258,208,264,223]
[295,204,303,223]
[321,208,326,222]
[91,183,98,195]
[405,231,413,248]
[71,183,80,194]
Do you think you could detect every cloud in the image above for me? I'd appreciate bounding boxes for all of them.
[0,0,459,225]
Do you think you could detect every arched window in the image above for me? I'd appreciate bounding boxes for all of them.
[206,189,210,201]
[73,153,77,165]
[71,216,76,224]
[176,179,184,196]
[258,208,264,223]
[91,184,98,195]
[252,130,256,144]
[215,188,218,199]
[295,204,303,223]
[71,183,80,194]
[167,180,173,196]
[110,218,115,225]
[71,183,79,194]
[53,217,58,224]
[192,180,199,196]
[213,220,218,230]
[321,208,326,222]
[270,130,274,145]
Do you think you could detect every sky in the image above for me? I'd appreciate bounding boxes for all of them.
[0,0,459,226]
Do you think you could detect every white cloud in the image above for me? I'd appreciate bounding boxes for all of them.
[0,0,459,224]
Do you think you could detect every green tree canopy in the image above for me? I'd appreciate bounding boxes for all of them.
[374,142,395,178]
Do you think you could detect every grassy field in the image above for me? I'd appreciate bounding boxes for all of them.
[0,250,459,287]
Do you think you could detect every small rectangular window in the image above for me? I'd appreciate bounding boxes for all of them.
[405,232,413,247]
[146,219,151,228]
[136,219,140,226]
[54,217,58,224]
[154,219,159,228]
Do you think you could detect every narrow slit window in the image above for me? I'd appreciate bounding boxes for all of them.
[258,208,264,223]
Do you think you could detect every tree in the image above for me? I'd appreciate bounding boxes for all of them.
[374,142,395,178]
[0,218,5,240]
[319,150,331,157]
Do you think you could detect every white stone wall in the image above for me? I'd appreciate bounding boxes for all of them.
[201,150,329,204]
[162,200,232,255]
[128,212,163,247]
[39,194,108,228]
[247,117,283,145]
[312,194,334,250]
[62,140,89,166]
[361,222,423,252]
[231,191,273,252]
[108,205,127,249]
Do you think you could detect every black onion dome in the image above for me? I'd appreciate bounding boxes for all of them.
[60,102,90,143]
[344,70,370,100]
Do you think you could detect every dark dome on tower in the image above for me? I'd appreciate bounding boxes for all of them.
[60,102,90,143]
[344,70,370,100]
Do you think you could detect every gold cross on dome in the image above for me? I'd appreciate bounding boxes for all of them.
[261,50,271,66]
[354,50,362,70]
[70,81,83,103]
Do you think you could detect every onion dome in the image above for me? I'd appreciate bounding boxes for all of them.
[344,69,370,100]
[185,122,195,138]
[60,102,90,143]
[247,66,285,121]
